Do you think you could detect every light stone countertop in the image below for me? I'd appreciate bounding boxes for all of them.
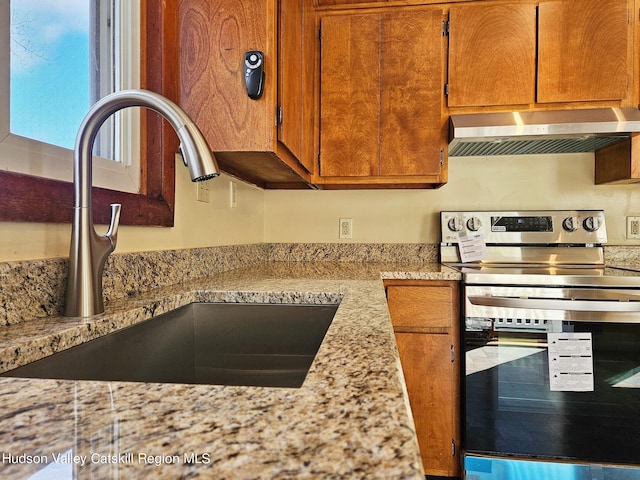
[0,262,460,479]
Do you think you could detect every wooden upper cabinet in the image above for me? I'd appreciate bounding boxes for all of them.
[319,14,381,177]
[317,0,377,5]
[179,0,313,188]
[448,0,633,109]
[316,0,447,5]
[380,12,447,177]
[279,0,316,172]
[279,0,304,163]
[180,0,271,152]
[537,0,632,103]
[447,3,537,107]
[318,8,448,186]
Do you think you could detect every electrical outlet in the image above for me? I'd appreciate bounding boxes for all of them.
[339,218,353,239]
[627,216,640,239]
[196,181,210,203]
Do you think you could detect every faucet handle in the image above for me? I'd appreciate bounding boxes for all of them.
[106,203,122,249]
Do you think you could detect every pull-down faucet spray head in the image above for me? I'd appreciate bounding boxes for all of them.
[178,122,220,182]
[64,89,220,317]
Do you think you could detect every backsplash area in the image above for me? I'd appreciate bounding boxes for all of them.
[603,246,640,268]
[0,244,267,326]
[268,243,438,262]
[2,242,637,326]
[0,243,438,326]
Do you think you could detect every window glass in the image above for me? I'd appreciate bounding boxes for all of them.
[2,0,141,192]
[10,1,91,152]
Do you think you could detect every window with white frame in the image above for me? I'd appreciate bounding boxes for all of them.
[1,0,141,193]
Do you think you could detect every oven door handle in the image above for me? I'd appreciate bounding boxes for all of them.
[468,295,640,313]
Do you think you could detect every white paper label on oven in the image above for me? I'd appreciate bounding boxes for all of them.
[547,332,594,392]
[458,233,487,263]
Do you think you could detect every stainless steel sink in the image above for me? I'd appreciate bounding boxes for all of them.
[1,303,338,388]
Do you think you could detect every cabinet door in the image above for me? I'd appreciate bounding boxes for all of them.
[317,0,376,4]
[278,0,303,163]
[386,281,461,477]
[317,0,443,5]
[320,14,381,177]
[179,0,316,188]
[448,3,536,107]
[380,10,446,176]
[180,0,272,151]
[319,9,446,178]
[537,0,631,103]
[279,0,315,173]
[395,332,456,477]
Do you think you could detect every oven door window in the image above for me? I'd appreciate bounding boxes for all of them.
[464,289,640,465]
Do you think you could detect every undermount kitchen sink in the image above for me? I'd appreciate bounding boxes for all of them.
[1,302,339,388]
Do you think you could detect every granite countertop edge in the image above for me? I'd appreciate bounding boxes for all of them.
[0,262,459,479]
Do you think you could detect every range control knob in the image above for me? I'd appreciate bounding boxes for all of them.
[466,217,482,232]
[583,216,601,232]
[447,217,464,232]
[562,216,579,232]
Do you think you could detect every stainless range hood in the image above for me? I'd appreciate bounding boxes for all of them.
[448,107,640,157]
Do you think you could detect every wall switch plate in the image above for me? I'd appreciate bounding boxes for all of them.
[196,181,210,203]
[627,216,640,239]
[339,218,353,239]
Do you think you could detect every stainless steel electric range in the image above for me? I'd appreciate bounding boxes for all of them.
[440,210,640,480]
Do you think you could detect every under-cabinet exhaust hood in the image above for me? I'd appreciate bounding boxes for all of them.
[448,108,640,157]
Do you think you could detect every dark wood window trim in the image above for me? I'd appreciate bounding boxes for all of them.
[0,0,179,227]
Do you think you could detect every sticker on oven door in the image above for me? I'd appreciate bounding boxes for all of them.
[547,333,594,392]
[458,233,487,263]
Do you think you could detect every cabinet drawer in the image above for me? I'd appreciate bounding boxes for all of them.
[387,285,454,330]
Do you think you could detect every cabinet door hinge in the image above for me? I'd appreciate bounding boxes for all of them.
[276,105,283,126]
[452,439,456,456]
[442,19,450,36]
[440,149,445,167]
[450,344,455,363]
[444,83,449,98]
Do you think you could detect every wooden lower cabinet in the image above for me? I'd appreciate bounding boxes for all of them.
[385,280,461,478]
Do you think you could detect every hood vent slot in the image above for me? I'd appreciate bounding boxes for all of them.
[448,108,640,157]
[450,135,627,157]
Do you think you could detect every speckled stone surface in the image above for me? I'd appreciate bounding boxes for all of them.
[605,246,640,270]
[0,243,441,326]
[0,260,457,479]
[0,257,68,325]
[268,243,439,263]
[0,244,269,326]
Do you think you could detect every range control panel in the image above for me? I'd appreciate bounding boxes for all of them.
[441,210,607,245]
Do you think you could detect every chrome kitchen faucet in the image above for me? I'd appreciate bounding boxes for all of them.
[64,89,220,317]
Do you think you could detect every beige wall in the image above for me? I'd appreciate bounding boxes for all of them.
[265,153,640,246]
[0,158,265,262]
[3,152,640,262]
